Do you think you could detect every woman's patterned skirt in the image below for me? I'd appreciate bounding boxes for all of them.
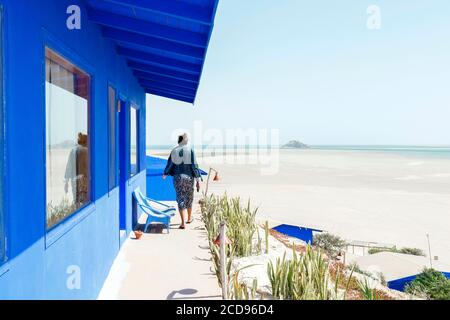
[173,174,195,210]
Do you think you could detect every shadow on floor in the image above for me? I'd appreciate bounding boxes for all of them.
[166,288,221,300]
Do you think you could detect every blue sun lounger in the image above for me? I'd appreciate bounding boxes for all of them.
[133,187,177,234]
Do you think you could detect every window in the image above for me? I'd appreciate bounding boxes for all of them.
[45,48,91,229]
[108,86,118,190]
[0,7,5,263]
[129,106,139,177]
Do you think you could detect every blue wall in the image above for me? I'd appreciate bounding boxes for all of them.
[0,0,147,299]
[146,156,176,201]
[145,156,208,201]
[147,175,177,202]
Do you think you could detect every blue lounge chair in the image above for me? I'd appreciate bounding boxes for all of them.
[133,188,177,234]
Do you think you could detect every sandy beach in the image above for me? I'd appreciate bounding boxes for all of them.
[151,148,450,266]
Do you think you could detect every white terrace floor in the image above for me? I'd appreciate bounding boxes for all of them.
[98,199,221,300]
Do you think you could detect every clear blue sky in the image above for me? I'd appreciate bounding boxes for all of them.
[146,0,450,147]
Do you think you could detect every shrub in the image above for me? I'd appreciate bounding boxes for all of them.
[398,247,426,256]
[312,233,347,259]
[405,268,450,300]
[368,247,425,257]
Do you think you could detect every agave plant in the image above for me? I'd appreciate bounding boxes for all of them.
[200,193,259,258]
[201,193,261,293]
[229,265,259,300]
[268,245,342,300]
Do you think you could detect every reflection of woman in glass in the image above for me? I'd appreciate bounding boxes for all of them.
[64,133,89,205]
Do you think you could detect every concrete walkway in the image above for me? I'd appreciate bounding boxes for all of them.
[98,200,221,300]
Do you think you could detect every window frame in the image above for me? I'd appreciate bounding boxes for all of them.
[129,104,140,178]
[44,45,94,231]
[107,84,119,191]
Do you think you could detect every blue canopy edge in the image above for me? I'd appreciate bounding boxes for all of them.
[272,224,323,244]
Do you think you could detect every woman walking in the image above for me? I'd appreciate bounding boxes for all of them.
[163,134,202,229]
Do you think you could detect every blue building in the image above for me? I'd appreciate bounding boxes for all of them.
[0,0,218,299]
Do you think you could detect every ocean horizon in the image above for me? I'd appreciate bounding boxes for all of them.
[147,145,450,158]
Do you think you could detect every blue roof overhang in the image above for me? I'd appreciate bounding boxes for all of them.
[86,0,219,104]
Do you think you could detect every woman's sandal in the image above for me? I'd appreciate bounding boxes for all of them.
[187,219,194,224]
[179,225,186,230]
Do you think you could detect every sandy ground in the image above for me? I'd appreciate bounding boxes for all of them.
[152,148,450,267]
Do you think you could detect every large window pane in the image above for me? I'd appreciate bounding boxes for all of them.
[45,48,91,229]
[130,107,138,177]
[108,86,117,190]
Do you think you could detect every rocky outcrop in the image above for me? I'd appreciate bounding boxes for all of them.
[282,140,310,149]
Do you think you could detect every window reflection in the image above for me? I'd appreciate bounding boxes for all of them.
[0,8,4,263]
[45,48,91,229]
[108,86,117,190]
[130,107,138,177]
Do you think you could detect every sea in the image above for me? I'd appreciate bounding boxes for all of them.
[148,145,450,159]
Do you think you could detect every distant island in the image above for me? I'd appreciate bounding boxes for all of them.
[282,140,310,149]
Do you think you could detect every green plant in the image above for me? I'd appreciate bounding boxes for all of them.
[201,194,261,290]
[368,246,425,256]
[229,266,259,300]
[256,227,262,255]
[264,221,269,254]
[209,239,234,288]
[405,268,450,300]
[200,194,259,257]
[330,263,393,300]
[312,233,347,259]
[267,245,341,300]
[398,247,426,256]
[378,272,387,286]
[343,264,355,300]
[357,277,378,300]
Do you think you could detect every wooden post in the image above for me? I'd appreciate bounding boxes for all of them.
[426,234,433,268]
[219,221,228,300]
